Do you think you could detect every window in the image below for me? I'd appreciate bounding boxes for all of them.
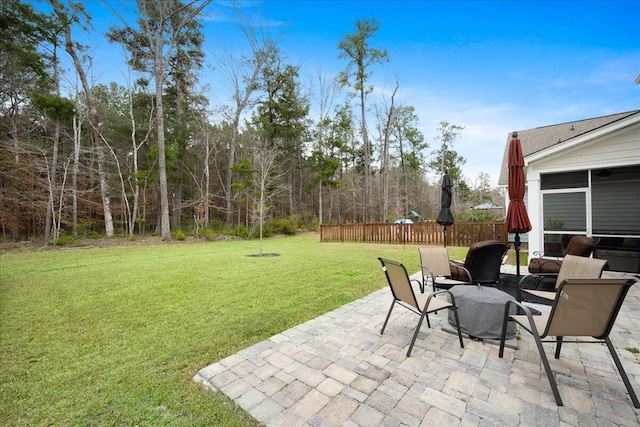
[542,191,587,257]
[541,171,588,190]
[591,166,640,235]
[543,192,587,231]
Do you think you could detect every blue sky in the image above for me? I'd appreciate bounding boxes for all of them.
[50,0,640,186]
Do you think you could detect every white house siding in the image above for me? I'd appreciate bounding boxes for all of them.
[529,128,640,173]
[524,125,640,262]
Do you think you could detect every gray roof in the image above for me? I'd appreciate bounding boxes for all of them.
[473,203,504,210]
[498,110,640,186]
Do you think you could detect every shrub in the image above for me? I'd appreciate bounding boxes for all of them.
[265,217,297,235]
[55,234,75,246]
[234,224,251,238]
[73,221,96,238]
[289,214,304,229]
[173,229,187,241]
[260,222,273,238]
[208,218,229,232]
[307,215,319,232]
[200,228,218,241]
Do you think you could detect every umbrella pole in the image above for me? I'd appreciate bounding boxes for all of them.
[515,233,521,302]
[443,225,447,247]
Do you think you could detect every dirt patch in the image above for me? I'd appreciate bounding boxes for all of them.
[0,234,241,254]
[246,253,280,257]
[1,231,319,254]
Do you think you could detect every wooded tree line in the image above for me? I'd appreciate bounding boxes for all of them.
[0,0,502,243]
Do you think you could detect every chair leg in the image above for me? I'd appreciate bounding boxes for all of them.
[407,309,429,357]
[605,337,640,408]
[380,300,396,335]
[450,306,464,348]
[554,336,563,359]
[501,301,563,406]
[499,302,512,358]
[531,328,564,406]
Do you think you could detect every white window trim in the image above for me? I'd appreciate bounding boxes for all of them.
[540,187,591,237]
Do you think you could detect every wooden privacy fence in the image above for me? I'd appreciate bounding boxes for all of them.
[320,221,508,247]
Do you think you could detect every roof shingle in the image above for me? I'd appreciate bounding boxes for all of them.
[497,110,640,185]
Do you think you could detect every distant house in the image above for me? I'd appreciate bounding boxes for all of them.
[498,110,640,273]
[471,202,504,217]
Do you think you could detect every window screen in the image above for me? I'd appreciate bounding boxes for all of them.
[541,171,588,190]
[591,166,640,234]
[542,192,586,231]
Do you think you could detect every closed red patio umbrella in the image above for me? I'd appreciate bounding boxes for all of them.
[506,131,532,301]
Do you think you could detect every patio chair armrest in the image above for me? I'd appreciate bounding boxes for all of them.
[419,264,436,278]
[532,271,558,278]
[410,279,423,289]
[504,299,533,316]
[519,271,558,284]
[499,299,543,359]
[517,274,529,287]
[430,288,459,307]
[531,250,562,260]
[502,299,543,337]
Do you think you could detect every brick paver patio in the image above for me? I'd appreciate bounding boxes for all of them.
[195,267,640,426]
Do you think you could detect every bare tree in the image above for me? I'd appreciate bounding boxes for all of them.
[50,0,115,237]
[249,136,284,256]
[313,68,340,225]
[125,78,155,236]
[217,5,280,227]
[71,103,82,235]
[376,80,399,222]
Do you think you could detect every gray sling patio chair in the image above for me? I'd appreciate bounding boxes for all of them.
[378,257,464,356]
[418,247,471,293]
[499,277,639,408]
[522,254,608,301]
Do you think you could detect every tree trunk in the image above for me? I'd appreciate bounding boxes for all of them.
[44,120,59,244]
[204,132,210,227]
[380,82,398,222]
[360,90,370,222]
[96,143,115,237]
[128,87,139,236]
[172,75,185,231]
[72,114,80,236]
[318,180,323,225]
[155,62,171,240]
[54,0,115,237]
[226,114,239,226]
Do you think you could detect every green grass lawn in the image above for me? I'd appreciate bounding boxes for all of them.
[0,234,468,426]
